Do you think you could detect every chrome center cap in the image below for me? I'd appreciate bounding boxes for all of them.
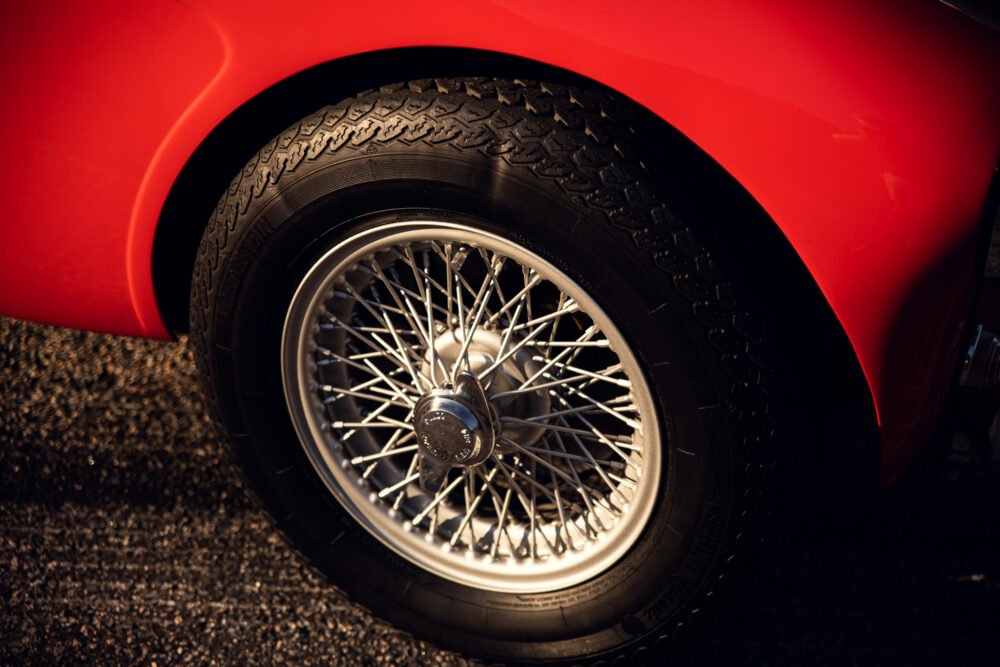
[414,394,484,465]
[414,373,496,467]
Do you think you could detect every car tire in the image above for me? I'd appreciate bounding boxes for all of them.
[190,77,775,664]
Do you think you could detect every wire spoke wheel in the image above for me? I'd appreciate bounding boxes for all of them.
[195,79,774,661]
[282,221,661,592]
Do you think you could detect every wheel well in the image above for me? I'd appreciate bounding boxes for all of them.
[153,48,595,336]
[153,46,877,461]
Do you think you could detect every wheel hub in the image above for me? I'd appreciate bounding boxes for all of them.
[420,329,549,452]
[414,373,496,467]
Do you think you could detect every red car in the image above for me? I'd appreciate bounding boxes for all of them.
[2,0,998,662]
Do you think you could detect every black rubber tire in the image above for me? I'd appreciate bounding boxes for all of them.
[190,78,776,664]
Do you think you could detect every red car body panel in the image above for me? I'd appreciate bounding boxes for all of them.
[1,0,998,483]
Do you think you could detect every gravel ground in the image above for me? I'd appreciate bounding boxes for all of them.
[2,316,999,665]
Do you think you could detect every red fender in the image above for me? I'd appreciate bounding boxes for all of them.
[1,0,998,482]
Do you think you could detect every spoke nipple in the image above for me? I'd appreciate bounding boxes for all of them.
[450,246,470,271]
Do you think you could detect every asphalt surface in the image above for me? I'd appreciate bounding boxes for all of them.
[2,315,1000,665]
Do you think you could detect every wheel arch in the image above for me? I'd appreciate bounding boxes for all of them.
[152,46,878,470]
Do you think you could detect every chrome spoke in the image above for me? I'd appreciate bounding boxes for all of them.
[536,371,639,429]
[331,417,414,430]
[505,302,580,333]
[487,482,515,559]
[363,427,415,478]
[498,416,636,446]
[485,270,542,326]
[476,316,561,381]
[363,265,435,358]
[451,253,501,383]
[350,443,419,465]
[337,399,394,441]
[501,438,614,513]
[324,311,416,367]
[531,357,630,388]
[510,325,601,391]
[520,445,627,470]
[449,467,497,547]
[378,471,420,499]
[412,474,465,525]
[516,398,636,423]
[320,384,412,409]
[554,401,643,462]
[421,249,441,386]
[315,348,418,406]
[493,459,558,555]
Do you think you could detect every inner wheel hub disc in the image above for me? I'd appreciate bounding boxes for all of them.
[282,221,662,593]
[421,328,550,451]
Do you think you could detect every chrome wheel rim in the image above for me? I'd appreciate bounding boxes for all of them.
[282,221,661,593]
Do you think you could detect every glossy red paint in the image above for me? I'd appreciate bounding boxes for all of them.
[0,0,998,482]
